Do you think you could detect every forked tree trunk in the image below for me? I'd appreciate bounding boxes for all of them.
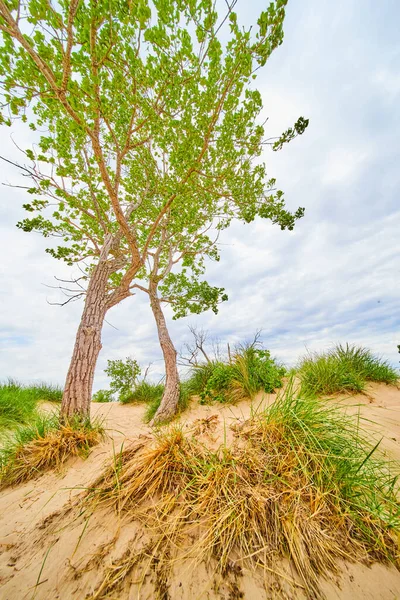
[149,285,180,425]
[61,260,110,421]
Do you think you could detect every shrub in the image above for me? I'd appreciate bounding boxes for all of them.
[0,413,104,487]
[89,381,400,598]
[185,361,220,396]
[231,345,285,399]
[92,389,114,403]
[186,344,285,404]
[200,362,234,404]
[299,343,398,396]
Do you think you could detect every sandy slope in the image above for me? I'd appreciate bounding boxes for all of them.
[0,383,399,600]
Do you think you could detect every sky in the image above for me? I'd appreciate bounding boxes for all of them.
[0,0,399,390]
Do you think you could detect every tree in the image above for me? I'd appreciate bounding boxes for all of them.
[131,188,303,424]
[0,0,307,421]
[130,218,228,423]
[104,356,141,400]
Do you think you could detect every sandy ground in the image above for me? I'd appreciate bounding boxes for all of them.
[0,383,399,599]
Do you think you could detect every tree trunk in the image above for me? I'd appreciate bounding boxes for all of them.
[61,260,109,421]
[149,285,180,425]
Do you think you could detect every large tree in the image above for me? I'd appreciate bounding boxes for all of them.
[0,0,307,421]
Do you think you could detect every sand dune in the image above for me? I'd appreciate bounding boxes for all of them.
[0,383,399,599]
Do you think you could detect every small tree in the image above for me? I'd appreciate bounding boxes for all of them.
[104,357,141,400]
[0,0,307,421]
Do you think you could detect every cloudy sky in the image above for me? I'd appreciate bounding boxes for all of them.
[0,0,399,390]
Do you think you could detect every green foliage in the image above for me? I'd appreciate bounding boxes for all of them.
[298,343,399,396]
[92,389,114,403]
[231,345,286,399]
[159,273,228,320]
[120,381,164,405]
[0,379,63,430]
[186,344,285,404]
[104,357,141,400]
[201,362,234,404]
[185,362,219,396]
[272,116,310,151]
[0,0,308,318]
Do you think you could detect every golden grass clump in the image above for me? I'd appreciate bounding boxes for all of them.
[0,416,104,487]
[87,384,400,598]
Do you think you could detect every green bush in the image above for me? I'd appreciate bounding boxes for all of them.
[299,344,398,396]
[200,362,234,404]
[185,344,285,405]
[120,381,165,405]
[104,357,141,400]
[185,362,219,396]
[0,379,63,430]
[92,389,114,403]
[231,345,285,398]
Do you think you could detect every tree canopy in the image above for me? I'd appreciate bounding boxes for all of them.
[0,0,308,417]
[0,0,306,303]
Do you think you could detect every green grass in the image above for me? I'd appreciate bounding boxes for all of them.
[120,381,165,406]
[0,379,63,430]
[0,412,104,487]
[92,389,114,403]
[185,361,219,396]
[298,344,399,396]
[185,344,285,404]
[89,380,400,598]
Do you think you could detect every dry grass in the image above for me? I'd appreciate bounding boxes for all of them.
[0,416,104,487]
[86,384,400,599]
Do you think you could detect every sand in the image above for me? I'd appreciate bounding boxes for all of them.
[0,383,399,599]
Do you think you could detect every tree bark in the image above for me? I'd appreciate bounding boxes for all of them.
[60,260,110,421]
[149,284,180,425]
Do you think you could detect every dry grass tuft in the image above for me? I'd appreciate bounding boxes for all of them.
[87,383,400,599]
[0,416,104,487]
[191,414,219,436]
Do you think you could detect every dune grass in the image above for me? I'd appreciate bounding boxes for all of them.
[0,412,104,487]
[118,380,191,424]
[298,343,399,396]
[0,379,63,430]
[92,389,114,403]
[120,381,165,406]
[88,381,399,598]
[186,344,285,404]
